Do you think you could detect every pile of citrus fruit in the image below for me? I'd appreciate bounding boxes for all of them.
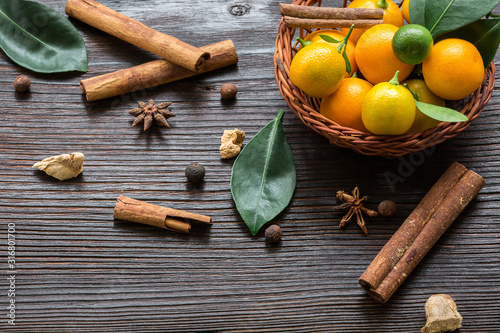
[289,0,486,135]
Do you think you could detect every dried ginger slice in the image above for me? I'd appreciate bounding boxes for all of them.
[33,152,85,180]
[220,128,245,159]
[421,294,462,333]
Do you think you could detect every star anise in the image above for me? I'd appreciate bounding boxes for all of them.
[128,99,175,131]
[333,186,378,234]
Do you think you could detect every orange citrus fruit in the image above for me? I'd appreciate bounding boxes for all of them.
[362,71,416,135]
[290,42,346,98]
[422,38,484,100]
[355,24,414,85]
[403,79,445,132]
[340,0,404,44]
[401,0,410,23]
[304,29,357,76]
[319,77,373,132]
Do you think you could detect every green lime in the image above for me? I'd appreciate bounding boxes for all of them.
[392,24,433,65]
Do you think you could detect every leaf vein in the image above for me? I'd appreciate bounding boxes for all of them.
[0,1,86,70]
[0,9,60,56]
[252,115,281,225]
[429,0,456,34]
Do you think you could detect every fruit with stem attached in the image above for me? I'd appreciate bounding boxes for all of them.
[362,71,416,135]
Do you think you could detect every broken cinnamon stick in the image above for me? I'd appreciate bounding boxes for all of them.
[359,163,484,303]
[113,195,212,233]
[65,0,209,72]
[279,4,384,29]
[81,39,238,101]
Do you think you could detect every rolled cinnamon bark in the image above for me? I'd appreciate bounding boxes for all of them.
[113,195,212,233]
[65,0,209,72]
[81,39,238,101]
[279,4,383,29]
[359,164,485,303]
[279,3,383,20]
[282,16,383,29]
[358,162,467,293]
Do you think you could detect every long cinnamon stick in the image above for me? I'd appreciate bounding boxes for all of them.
[81,39,238,101]
[358,162,467,293]
[65,0,209,72]
[280,3,384,28]
[282,16,383,29]
[359,164,485,303]
[113,195,212,233]
[279,3,383,20]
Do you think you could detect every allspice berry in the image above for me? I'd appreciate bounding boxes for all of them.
[378,200,397,217]
[185,162,205,184]
[265,224,282,243]
[220,83,238,99]
[13,75,31,92]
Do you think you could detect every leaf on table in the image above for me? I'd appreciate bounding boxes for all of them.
[409,0,500,37]
[230,110,296,236]
[415,101,469,122]
[436,18,500,68]
[0,0,87,73]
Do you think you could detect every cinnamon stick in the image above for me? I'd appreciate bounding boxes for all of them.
[279,3,383,20]
[359,162,467,293]
[113,195,213,233]
[282,16,383,29]
[359,163,485,303]
[279,4,384,29]
[65,0,209,72]
[80,39,238,101]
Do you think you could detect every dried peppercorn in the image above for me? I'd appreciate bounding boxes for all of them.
[378,200,397,217]
[220,83,238,99]
[265,224,282,243]
[185,162,205,184]
[13,75,31,92]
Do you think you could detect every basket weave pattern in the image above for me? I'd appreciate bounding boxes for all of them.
[274,0,496,158]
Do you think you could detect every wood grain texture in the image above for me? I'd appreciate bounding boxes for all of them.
[1,0,499,332]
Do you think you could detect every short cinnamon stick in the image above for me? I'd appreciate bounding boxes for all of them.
[113,195,212,233]
[359,163,485,303]
[65,0,209,72]
[81,39,238,101]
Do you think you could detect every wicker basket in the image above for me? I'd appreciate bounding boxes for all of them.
[274,0,496,158]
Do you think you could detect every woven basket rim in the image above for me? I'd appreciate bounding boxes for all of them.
[274,0,496,158]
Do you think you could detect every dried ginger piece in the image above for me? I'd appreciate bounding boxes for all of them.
[33,152,85,180]
[220,128,245,159]
[422,294,462,333]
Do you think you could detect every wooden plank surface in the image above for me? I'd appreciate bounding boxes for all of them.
[1,0,499,332]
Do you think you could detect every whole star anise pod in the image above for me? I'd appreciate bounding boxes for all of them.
[128,99,175,131]
[333,186,378,234]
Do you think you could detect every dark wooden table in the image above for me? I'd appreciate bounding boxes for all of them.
[1,0,499,332]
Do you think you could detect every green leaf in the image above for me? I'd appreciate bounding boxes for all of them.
[0,0,87,73]
[409,0,500,37]
[415,100,469,122]
[436,18,500,68]
[319,34,351,74]
[319,34,341,43]
[342,50,351,75]
[230,110,296,236]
